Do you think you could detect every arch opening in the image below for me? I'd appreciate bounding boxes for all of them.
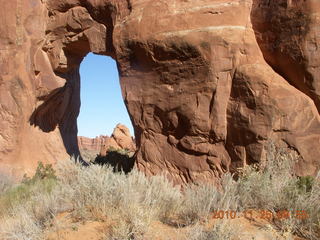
[77,53,135,164]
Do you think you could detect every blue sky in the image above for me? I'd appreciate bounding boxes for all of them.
[77,53,134,138]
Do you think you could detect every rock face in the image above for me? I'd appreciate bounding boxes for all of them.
[78,136,107,152]
[251,0,320,112]
[1,0,320,183]
[78,124,136,154]
[0,0,69,176]
[100,124,136,155]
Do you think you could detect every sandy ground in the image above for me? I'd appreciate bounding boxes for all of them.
[45,211,308,240]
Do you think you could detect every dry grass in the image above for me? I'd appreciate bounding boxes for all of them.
[0,172,13,194]
[0,144,319,240]
[79,149,99,162]
[0,207,43,240]
[186,220,240,240]
[56,160,182,239]
[236,144,320,239]
[176,173,239,226]
[0,183,60,240]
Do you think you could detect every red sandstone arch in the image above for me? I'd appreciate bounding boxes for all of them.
[1,0,320,183]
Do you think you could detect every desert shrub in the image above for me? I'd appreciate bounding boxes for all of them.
[178,184,218,225]
[49,159,180,240]
[176,173,239,225]
[0,162,60,239]
[291,172,320,239]
[54,160,320,240]
[56,160,181,227]
[108,147,131,156]
[0,207,43,240]
[0,182,62,240]
[237,142,297,210]
[22,162,57,184]
[1,150,319,240]
[94,149,135,173]
[0,163,57,217]
[143,174,181,222]
[115,170,181,228]
[80,149,99,162]
[186,220,240,240]
[106,213,148,240]
[107,146,117,152]
[0,172,14,195]
[56,160,133,219]
[0,178,56,211]
[297,176,315,193]
[106,217,145,240]
[236,143,320,239]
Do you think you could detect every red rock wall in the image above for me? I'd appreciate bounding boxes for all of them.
[1,0,320,183]
[0,0,69,176]
[251,0,320,112]
[78,136,107,152]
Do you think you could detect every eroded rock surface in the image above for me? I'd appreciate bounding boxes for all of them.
[100,124,136,155]
[251,0,320,112]
[78,136,107,152]
[78,124,136,154]
[1,0,320,183]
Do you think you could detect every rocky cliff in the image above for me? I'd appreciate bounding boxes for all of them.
[78,124,136,154]
[78,136,107,152]
[1,0,320,183]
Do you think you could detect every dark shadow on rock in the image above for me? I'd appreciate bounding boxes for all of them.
[29,69,87,165]
[29,87,66,133]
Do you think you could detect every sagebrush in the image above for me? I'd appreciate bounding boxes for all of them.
[0,146,319,240]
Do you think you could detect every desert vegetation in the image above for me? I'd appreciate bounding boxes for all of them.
[0,145,319,240]
[94,147,135,174]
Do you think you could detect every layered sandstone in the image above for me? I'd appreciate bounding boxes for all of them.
[1,0,320,183]
[78,124,136,154]
[78,136,107,152]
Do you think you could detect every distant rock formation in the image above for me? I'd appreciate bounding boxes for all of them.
[100,124,136,156]
[78,124,136,156]
[78,136,108,152]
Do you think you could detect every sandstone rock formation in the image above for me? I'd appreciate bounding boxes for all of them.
[78,136,107,152]
[251,0,320,112]
[78,124,136,154]
[100,124,136,155]
[1,0,320,183]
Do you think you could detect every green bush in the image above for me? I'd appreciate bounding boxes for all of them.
[31,162,57,182]
[0,162,57,217]
[297,176,315,193]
